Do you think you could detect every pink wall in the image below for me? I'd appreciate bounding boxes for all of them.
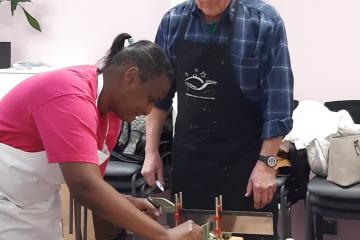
[265,2,360,239]
[1,0,359,99]
[1,0,360,239]
[0,0,170,67]
[266,0,360,102]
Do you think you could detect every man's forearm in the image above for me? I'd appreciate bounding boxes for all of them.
[260,136,283,156]
[145,107,169,152]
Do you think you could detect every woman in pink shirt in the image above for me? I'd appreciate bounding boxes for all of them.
[0,33,202,240]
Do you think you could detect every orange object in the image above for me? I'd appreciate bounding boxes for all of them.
[174,192,183,226]
[214,195,223,239]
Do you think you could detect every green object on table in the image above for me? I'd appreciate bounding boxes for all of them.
[201,223,210,240]
[147,196,175,213]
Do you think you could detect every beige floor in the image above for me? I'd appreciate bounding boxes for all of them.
[60,185,96,240]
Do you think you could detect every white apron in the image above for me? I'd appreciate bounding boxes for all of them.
[0,73,110,240]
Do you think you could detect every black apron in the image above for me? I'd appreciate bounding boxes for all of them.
[171,4,277,236]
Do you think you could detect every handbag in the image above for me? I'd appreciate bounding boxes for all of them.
[306,138,329,177]
[327,134,360,186]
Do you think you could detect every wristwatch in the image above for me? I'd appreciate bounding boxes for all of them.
[258,155,278,168]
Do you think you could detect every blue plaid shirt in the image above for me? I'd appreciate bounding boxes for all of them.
[154,0,293,139]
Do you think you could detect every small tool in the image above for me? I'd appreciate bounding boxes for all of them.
[156,180,165,192]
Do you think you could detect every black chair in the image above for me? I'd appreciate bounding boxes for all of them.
[276,99,311,239]
[277,176,292,239]
[305,100,360,240]
[105,151,148,197]
[277,100,305,239]
[105,140,172,197]
[277,145,310,239]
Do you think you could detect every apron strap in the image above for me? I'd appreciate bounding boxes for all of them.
[177,0,240,46]
[96,73,110,149]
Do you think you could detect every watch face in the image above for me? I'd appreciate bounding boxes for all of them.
[267,157,277,167]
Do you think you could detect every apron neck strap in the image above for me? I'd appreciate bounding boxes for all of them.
[177,0,240,46]
[97,73,104,105]
[96,73,110,148]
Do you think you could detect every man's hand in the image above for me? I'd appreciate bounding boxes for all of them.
[245,160,276,209]
[141,150,164,186]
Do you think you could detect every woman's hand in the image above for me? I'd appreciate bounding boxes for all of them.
[129,197,161,219]
[127,198,203,240]
[164,220,203,240]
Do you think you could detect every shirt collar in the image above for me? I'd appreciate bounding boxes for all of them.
[191,0,237,23]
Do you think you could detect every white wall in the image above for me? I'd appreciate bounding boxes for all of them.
[0,0,170,67]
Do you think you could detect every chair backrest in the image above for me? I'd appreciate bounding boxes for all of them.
[324,100,360,124]
[293,99,299,110]
[286,145,310,204]
[284,99,310,204]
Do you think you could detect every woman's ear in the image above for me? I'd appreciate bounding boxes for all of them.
[123,67,140,87]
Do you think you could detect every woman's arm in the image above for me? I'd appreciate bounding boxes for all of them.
[60,162,169,240]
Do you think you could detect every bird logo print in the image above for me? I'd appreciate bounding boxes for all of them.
[184,68,217,100]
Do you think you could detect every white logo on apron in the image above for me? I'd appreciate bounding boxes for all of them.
[184,68,217,100]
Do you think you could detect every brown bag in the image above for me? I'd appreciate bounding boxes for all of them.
[327,134,360,186]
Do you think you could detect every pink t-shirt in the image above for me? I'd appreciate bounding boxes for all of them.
[0,65,121,175]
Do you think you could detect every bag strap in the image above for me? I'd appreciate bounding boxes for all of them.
[312,138,329,174]
[314,138,327,160]
[354,139,360,156]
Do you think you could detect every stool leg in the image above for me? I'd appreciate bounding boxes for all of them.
[75,201,82,240]
[305,192,314,240]
[280,184,288,239]
[315,214,323,240]
[286,206,292,238]
[69,194,74,234]
[83,207,88,240]
[131,169,141,197]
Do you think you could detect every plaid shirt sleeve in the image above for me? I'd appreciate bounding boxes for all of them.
[260,18,294,139]
[154,11,177,111]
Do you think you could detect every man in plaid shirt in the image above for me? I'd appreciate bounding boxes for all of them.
[142,1,293,238]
